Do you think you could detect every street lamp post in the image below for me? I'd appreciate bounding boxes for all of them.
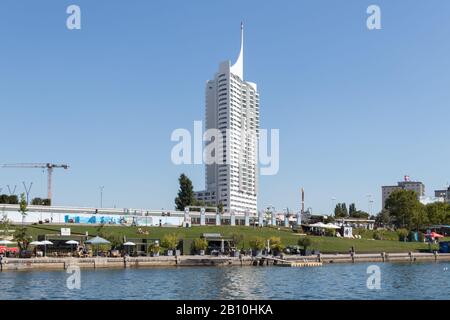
[331,197,337,216]
[369,200,374,217]
[366,194,373,215]
[99,186,105,208]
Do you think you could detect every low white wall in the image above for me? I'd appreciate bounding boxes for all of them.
[1,210,183,227]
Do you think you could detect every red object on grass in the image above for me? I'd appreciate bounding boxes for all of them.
[430,232,444,238]
[0,246,19,253]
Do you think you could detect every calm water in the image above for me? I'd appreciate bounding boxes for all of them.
[1,262,449,300]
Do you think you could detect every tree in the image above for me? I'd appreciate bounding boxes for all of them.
[14,227,32,252]
[31,198,43,206]
[385,190,424,229]
[19,193,28,226]
[0,214,11,238]
[230,233,244,249]
[376,209,391,227]
[334,203,348,218]
[349,203,356,216]
[445,206,450,225]
[31,198,51,206]
[411,205,429,231]
[0,194,8,204]
[350,210,370,219]
[425,202,448,225]
[217,202,224,214]
[174,174,195,211]
[298,237,313,251]
[194,199,205,207]
[0,195,18,204]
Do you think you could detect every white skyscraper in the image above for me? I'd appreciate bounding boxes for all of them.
[195,23,259,215]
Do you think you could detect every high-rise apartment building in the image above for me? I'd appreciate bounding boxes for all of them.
[195,24,259,215]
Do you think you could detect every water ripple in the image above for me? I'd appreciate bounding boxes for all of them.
[1,262,449,300]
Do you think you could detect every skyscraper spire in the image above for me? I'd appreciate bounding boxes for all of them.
[230,22,244,80]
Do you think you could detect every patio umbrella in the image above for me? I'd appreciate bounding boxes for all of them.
[29,241,44,246]
[0,240,14,245]
[66,240,79,255]
[325,223,341,229]
[29,241,44,257]
[85,236,110,245]
[85,236,110,256]
[41,240,53,257]
[123,242,136,256]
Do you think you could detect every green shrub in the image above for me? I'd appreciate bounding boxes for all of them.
[192,238,208,251]
[397,228,409,241]
[298,237,313,250]
[161,234,179,250]
[269,236,284,252]
[148,243,160,254]
[373,230,385,240]
[97,243,111,252]
[230,233,245,249]
[249,237,265,250]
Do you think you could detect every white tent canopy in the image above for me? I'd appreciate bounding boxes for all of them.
[309,222,340,229]
[308,222,328,228]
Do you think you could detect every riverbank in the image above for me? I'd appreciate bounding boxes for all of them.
[17,224,444,254]
[2,252,450,271]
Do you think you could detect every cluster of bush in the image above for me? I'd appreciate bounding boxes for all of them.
[395,228,425,242]
[247,236,316,256]
[0,195,51,206]
[0,194,18,204]
[371,228,426,242]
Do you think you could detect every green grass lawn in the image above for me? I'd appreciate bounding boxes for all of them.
[16,224,439,254]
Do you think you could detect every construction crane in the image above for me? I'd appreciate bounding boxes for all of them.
[1,163,69,204]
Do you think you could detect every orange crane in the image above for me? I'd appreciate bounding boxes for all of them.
[1,163,69,204]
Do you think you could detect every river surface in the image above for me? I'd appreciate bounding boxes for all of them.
[1,262,449,300]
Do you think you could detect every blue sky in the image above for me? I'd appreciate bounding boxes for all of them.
[1,0,449,214]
